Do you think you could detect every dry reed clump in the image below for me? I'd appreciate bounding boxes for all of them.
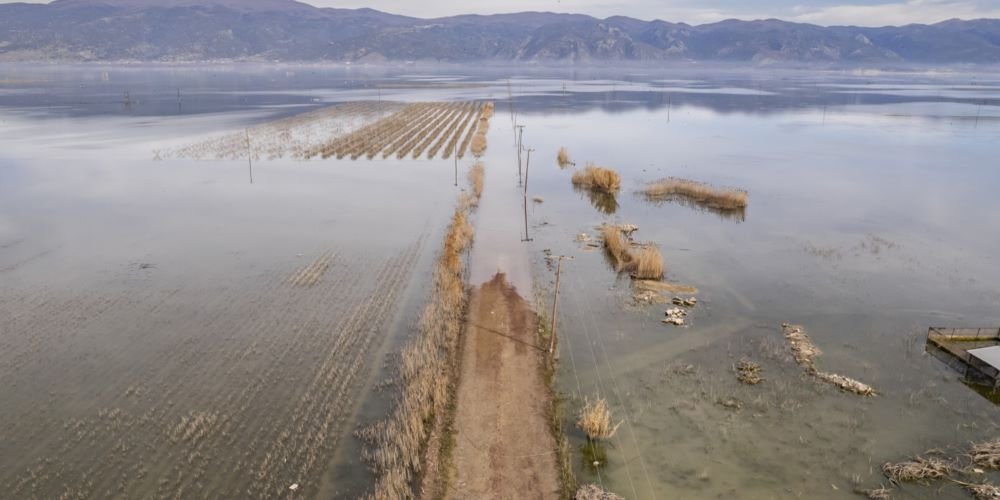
[575,484,625,500]
[882,457,951,483]
[599,225,666,280]
[630,245,664,280]
[643,177,748,210]
[557,147,574,168]
[600,225,631,270]
[362,172,481,499]
[470,133,487,157]
[736,359,763,385]
[468,162,485,203]
[481,101,495,120]
[571,164,621,193]
[576,397,622,441]
[971,440,1000,469]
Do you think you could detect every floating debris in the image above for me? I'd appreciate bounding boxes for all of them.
[882,457,951,483]
[736,359,763,385]
[814,371,876,396]
[533,196,545,204]
[859,486,892,499]
[781,323,877,396]
[717,397,743,410]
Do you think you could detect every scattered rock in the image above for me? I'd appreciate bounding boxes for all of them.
[289,483,299,491]
[663,307,688,326]
[672,296,698,307]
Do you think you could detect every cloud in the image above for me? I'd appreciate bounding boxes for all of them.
[787,0,1000,26]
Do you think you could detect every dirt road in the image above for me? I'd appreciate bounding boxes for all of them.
[446,272,561,499]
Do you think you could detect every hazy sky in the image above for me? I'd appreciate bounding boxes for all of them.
[6,0,1000,26]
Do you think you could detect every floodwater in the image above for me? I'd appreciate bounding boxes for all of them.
[1,64,999,499]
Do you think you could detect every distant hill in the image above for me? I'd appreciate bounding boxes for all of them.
[1,0,998,63]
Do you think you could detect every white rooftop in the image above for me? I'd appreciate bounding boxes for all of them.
[969,346,1000,370]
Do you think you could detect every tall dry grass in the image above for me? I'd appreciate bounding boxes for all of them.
[572,164,621,193]
[600,225,630,269]
[557,147,574,168]
[600,225,666,279]
[576,398,621,441]
[630,245,664,280]
[470,133,487,157]
[643,178,748,210]
[468,162,485,203]
[362,170,482,499]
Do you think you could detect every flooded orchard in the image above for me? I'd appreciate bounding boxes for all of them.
[0,65,999,499]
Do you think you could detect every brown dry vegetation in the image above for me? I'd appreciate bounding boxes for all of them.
[576,397,621,441]
[468,162,485,203]
[630,245,665,280]
[302,101,492,161]
[600,225,666,280]
[643,178,748,210]
[972,439,1000,469]
[882,457,951,483]
[572,164,621,193]
[169,101,395,161]
[557,147,574,168]
[470,133,488,158]
[360,171,482,499]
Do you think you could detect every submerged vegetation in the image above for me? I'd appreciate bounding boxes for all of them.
[643,177,748,210]
[576,397,621,441]
[736,359,763,385]
[571,164,621,193]
[882,457,951,483]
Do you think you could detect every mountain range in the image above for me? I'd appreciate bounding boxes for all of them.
[1,0,999,64]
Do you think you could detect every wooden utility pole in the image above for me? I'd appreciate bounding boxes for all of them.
[548,255,571,357]
[516,125,525,185]
[246,129,254,184]
[522,148,534,242]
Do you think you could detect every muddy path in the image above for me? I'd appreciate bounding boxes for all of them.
[446,272,561,499]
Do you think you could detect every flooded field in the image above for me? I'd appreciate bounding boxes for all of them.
[1,64,999,499]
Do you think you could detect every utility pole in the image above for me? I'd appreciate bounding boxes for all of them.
[516,125,525,185]
[548,255,572,357]
[246,129,254,184]
[454,155,458,187]
[522,148,534,242]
